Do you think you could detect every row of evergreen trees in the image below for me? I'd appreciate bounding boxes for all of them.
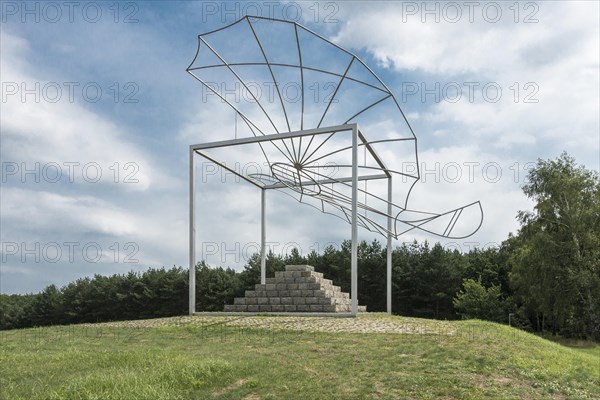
[0,236,596,340]
[1,242,509,330]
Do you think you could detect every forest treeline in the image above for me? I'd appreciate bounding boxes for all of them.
[1,153,598,340]
[0,243,516,329]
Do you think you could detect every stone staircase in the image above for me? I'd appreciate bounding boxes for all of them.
[224,265,366,313]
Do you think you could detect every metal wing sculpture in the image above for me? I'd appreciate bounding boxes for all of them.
[187,16,482,240]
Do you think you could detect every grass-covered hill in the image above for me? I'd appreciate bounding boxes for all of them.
[1,314,598,399]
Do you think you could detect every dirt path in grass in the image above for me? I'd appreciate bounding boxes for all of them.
[81,314,458,335]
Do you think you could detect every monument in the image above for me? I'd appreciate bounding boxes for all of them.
[186,16,482,315]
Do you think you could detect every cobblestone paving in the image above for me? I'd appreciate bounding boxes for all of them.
[82,314,458,335]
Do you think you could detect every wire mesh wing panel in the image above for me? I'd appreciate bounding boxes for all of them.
[188,16,482,240]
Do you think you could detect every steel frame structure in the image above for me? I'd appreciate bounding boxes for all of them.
[186,16,482,317]
[190,124,391,316]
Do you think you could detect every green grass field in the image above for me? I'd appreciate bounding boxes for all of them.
[1,314,598,399]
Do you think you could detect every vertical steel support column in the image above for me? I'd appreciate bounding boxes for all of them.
[260,189,266,285]
[351,126,359,316]
[189,147,196,315]
[387,177,393,314]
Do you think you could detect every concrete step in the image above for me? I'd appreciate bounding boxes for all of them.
[233,295,360,308]
[225,304,367,313]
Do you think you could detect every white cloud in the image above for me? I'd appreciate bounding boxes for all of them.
[1,32,162,191]
[2,188,136,236]
[333,2,597,75]
[330,2,599,165]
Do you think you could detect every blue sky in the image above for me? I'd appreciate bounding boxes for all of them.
[1,1,599,294]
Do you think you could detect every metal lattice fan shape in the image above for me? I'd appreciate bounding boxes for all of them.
[187,16,482,240]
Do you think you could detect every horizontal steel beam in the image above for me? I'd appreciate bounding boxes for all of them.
[190,124,356,150]
[263,173,389,189]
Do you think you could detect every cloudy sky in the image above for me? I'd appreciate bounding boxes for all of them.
[1,1,598,294]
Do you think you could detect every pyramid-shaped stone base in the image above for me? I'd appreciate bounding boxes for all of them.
[224,265,366,313]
